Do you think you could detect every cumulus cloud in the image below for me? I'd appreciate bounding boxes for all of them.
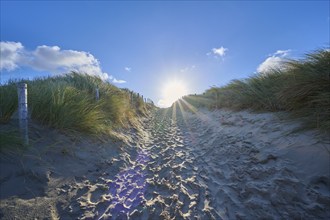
[207,46,228,61]
[207,46,228,58]
[124,67,131,72]
[0,41,24,71]
[180,65,196,73]
[0,41,126,83]
[113,78,126,84]
[273,49,291,57]
[29,45,103,75]
[212,46,228,57]
[257,49,291,73]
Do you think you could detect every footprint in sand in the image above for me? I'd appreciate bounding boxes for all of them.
[56,109,330,220]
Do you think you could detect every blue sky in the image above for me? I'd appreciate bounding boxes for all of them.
[1,1,329,107]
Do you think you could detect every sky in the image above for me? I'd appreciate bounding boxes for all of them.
[1,1,329,107]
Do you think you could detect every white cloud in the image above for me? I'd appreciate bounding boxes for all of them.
[29,45,109,79]
[257,49,291,73]
[257,56,283,73]
[0,41,24,71]
[124,67,131,72]
[180,65,196,73]
[273,49,291,57]
[112,78,126,84]
[210,46,228,57]
[0,41,115,81]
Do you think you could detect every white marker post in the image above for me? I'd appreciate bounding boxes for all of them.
[18,83,29,145]
[95,87,100,101]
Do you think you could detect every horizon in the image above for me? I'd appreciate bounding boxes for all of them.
[1,1,329,107]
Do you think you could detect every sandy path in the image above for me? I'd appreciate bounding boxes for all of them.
[58,110,217,219]
[1,108,329,219]
[174,108,330,219]
[59,108,329,219]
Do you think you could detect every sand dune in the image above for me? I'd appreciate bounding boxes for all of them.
[0,108,329,219]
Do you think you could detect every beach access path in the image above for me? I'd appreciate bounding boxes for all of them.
[0,108,329,219]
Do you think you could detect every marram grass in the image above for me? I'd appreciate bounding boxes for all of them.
[0,72,149,134]
[181,49,330,131]
[0,129,22,152]
[0,84,18,123]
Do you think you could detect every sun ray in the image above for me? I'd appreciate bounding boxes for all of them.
[160,80,189,107]
[180,98,199,114]
[177,99,200,146]
[171,101,177,124]
[180,98,215,127]
[177,99,189,127]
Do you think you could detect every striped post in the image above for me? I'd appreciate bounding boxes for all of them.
[18,83,29,145]
[95,87,100,101]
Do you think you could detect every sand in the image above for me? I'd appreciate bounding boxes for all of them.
[0,108,329,219]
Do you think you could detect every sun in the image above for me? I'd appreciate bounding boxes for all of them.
[159,80,189,108]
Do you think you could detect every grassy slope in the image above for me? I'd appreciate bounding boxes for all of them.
[0,72,155,149]
[179,49,330,131]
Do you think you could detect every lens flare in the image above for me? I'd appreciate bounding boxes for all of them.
[158,80,189,108]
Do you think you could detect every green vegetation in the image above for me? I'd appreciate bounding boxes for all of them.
[0,83,18,123]
[0,72,153,135]
[180,49,330,131]
[0,129,22,152]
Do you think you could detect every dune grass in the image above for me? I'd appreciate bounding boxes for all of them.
[0,129,22,152]
[0,72,151,135]
[0,83,18,124]
[180,49,330,131]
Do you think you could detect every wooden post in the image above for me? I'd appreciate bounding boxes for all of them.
[215,92,218,109]
[95,87,100,101]
[130,91,133,105]
[17,83,29,145]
